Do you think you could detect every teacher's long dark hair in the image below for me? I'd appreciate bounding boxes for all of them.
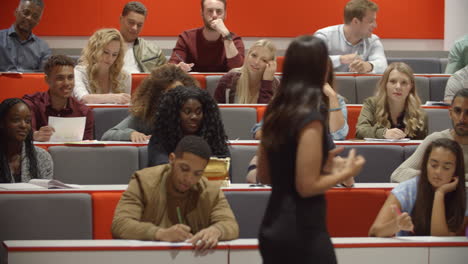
[0,98,39,183]
[262,35,330,153]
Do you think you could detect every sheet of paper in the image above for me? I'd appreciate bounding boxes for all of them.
[364,138,411,142]
[48,116,86,142]
[0,183,45,190]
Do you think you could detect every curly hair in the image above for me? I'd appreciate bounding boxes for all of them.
[152,86,229,157]
[412,138,466,235]
[78,28,127,94]
[0,98,38,183]
[130,64,199,127]
[373,62,426,138]
[233,39,277,104]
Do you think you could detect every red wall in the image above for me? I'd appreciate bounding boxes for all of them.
[0,0,444,38]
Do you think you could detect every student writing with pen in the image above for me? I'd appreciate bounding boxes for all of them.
[168,0,245,72]
[112,136,239,250]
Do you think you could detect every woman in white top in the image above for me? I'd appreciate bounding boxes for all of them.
[73,28,131,104]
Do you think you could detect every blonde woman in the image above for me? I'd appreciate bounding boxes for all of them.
[73,28,131,104]
[356,62,427,139]
[214,39,279,104]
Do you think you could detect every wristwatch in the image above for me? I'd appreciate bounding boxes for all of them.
[223,32,233,41]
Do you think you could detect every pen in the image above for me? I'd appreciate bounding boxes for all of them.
[174,53,185,63]
[176,206,184,224]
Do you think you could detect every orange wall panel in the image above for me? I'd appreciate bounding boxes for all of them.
[0,0,444,38]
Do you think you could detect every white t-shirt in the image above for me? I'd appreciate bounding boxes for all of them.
[123,42,141,73]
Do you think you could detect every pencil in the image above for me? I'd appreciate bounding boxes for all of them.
[176,206,184,224]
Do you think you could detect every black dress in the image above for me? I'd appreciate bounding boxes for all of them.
[259,110,337,264]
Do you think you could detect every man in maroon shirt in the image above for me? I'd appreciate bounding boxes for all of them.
[168,0,245,72]
[23,55,94,141]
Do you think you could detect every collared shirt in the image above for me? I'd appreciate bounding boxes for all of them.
[0,25,51,72]
[314,24,387,74]
[22,91,94,140]
[445,35,468,74]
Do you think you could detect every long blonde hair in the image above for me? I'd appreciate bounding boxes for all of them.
[374,62,425,138]
[234,39,276,104]
[79,28,126,94]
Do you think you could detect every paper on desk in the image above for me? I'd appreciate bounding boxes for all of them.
[48,116,86,142]
[364,138,410,142]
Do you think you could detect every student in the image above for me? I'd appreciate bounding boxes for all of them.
[147,86,229,167]
[246,59,350,183]
[0,98,53,183]
[112,135,239,250]
[101,64,199,142]
[214,39,279,104]
[356,62,427,139]
[119,1,166,73]
[314,0,387,73]
[23,55,94,142]
[0,0,51,72]
[257,35,365,263]
[73,28,131,104]
[369,138,468,237]
[169,0,245,72]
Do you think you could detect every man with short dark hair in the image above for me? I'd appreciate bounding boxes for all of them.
[112,135,238,250]
[23,55,94,142]
[315,0,387,73]
[391,88,468,182]
[119,1,166,73]
[168,0,245,72]
[0,0,51,72]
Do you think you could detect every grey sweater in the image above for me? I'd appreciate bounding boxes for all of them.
[101,115,153,141]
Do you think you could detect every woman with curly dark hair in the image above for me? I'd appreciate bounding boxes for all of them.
[101,64,199,142]
[0,98,53,183]
[147,86,230,167]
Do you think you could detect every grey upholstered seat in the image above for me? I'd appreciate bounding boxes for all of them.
[219,107,257,140]
[338,145,405,182]
[205,75,223,97]
[355,76,380,103]
[224,191,270,238]
[49,146,139,184]
[424,108,451,134]
[138,146,148,169]
[229,145,258,183]
[93,108,130,140]
[403,145,419,160]
[335,76,357,104]
[0,193,92,241]
[387,58,442,73]
[429,77,450,101]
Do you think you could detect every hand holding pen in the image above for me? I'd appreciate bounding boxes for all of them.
[174,53,194,72]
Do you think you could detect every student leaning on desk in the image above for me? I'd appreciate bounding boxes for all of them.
[112,135,238,250]
[369,138,468,237]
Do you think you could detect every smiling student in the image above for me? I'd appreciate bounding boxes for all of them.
[0,98,53,183]
[356,62,427,139]
[23,55,94,141]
